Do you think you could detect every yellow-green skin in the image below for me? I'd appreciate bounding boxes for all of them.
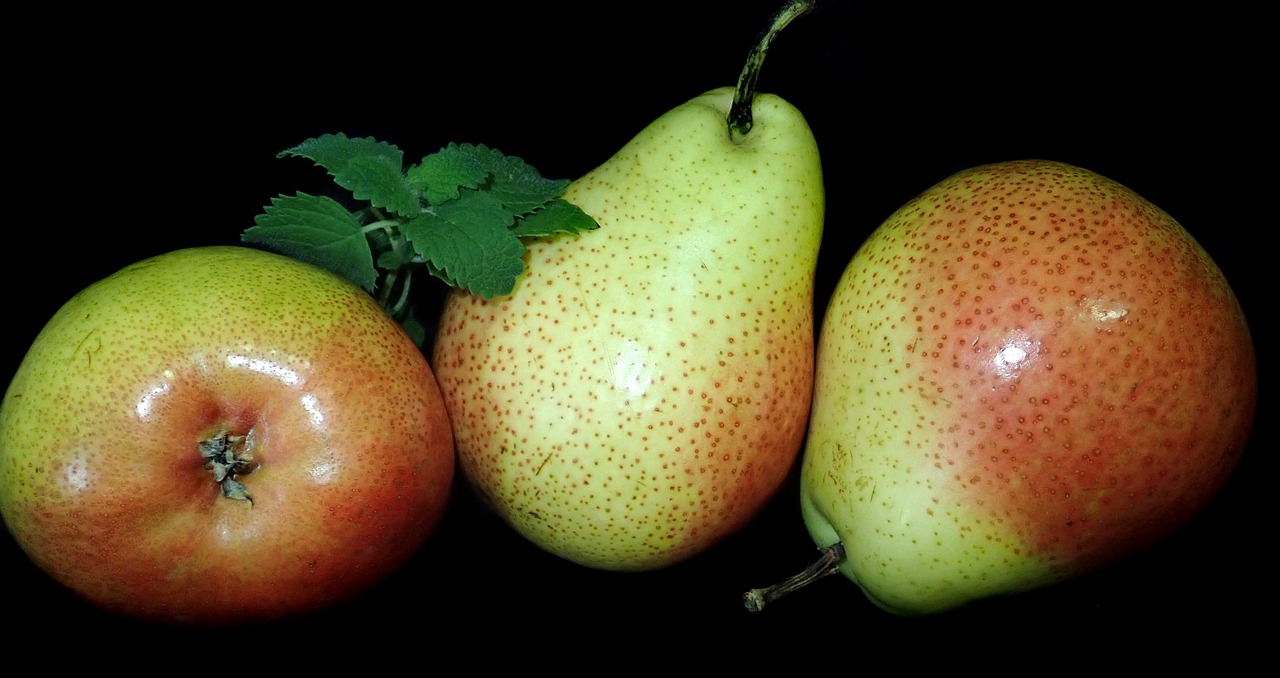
[0,247,455,625]
[801,160,1255,615]
[433,87,824,570]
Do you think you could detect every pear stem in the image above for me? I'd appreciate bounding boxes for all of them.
[742,541,845,613]
[727,0,816,139]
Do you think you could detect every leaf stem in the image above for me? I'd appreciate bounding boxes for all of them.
[727,0,816,139]
[390,268,414,317]
[377,267,399,307]
[362,219,400,235]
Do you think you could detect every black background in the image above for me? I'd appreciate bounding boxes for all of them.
[5,0,1270,662]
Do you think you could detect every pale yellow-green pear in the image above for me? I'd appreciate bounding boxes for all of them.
[432,0,823,570]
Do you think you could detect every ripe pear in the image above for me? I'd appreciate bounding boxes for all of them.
[431,2,823,570]
[759,159,1255,615]
[737,156,1254,611]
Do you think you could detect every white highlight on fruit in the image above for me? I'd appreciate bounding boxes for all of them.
[62,458,90,492]
[226,354,300,385]
[300,393,325,428]
[135,384,169,419]
[612,339,657,399]
[309,457,338,485]
[134,369,176,420]
[1082,298,1129,324]
[991,330,1037,380]
[214,512,253,543]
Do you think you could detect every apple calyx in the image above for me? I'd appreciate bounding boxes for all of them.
[742,542,845,613]
[199,428,259,505]
[726,0,815,139]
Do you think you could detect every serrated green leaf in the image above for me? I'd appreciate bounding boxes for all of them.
[376,249,407,270]
[280,133,403,174]
[435,189,518,229]
[338,156,421,219]
[511,199,600,238]
[242,192,379,291]
[402,191,525,298]
[451,143,568,214]
[486,160,570,214]
[259,132,588,302]
[422,260,460,289]
[281,133,419,219]
[407,144,488,205]
[452,143,506,169]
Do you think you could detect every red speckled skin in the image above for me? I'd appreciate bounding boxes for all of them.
[432,88,823,571]
[0,247,455,626]
[800,160,1256,615]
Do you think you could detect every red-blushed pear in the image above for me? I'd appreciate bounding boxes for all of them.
[747,159,1256,615]
[431,0,823,570]
[0,246,455,626]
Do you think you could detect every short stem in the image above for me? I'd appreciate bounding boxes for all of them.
[743,541,845,613]
[727,0,816,139]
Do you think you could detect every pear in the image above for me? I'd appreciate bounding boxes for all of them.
[746,159,1256,614]
[431,0,823,570]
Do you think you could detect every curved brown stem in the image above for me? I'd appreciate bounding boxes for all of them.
[743,541,845,613]
[727,0,817,138]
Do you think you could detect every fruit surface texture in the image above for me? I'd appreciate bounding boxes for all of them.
[0,246,455,625]
[800,160,1256,615]
[433,87,824,570]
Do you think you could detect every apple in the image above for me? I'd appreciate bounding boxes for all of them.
[0,246,455,626]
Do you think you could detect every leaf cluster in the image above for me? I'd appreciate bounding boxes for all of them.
[242,133,597,343]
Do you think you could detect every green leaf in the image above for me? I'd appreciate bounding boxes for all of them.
[399,313,427,349]
[242,192,379,292]
[280,134,419,219]
[489,164,570,215]
[280,133,403,173]
[403,190,525,298]
[376,249,408,270]
[511,199,600,238]
[464,144,570,214]
[407,143,488,205]
[455,143,508,171]
[341,156,421,218]
[251,133,597,307]
[436,189,517,229]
